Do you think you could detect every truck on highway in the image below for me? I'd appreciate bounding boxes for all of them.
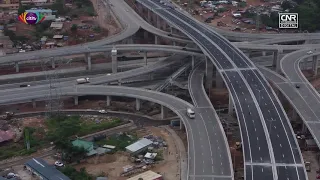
[76,78,90,84]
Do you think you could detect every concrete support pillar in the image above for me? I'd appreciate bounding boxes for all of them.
[127,37,133,44]
[292,111,298,121]
[136,99,141,111]
[51,57,55,69]
[32,99,36,108]
[301,123,307,134]
[262,51,266,56]
[111,49,118,73]
[162,20,167,30]
[273,51,280,72]
[144,52,147,66]
[86,53,92,71]
[74,96,78,106]
[106,96,111,106]
[15,62,19,73]
[147,9,151,22]
[191,55,195,69]
[144,31,149,39]
[228,96,233,115]
[215,71,223,88]
[170,26,173,34]
[156,15,161,29]
[155,35,158,45]
[205,57,213,90]
[304,58,309,70]
[138,3,142,14]
[313,55,318,76]
[161,105,168,119]
[245,50,250,58]
[179,121,184,130]
[173,41,176,46]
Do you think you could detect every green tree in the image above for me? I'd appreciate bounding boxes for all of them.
[71,24,78,32]
[281,0,293,10]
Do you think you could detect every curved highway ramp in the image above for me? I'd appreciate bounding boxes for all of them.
[188,63,233,179]
[136,0,307,180]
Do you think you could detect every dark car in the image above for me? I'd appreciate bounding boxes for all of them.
[168,34,172,37]
[20,84,30,87]
[295,84,300,88]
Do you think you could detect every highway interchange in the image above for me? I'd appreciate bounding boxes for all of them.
[1,0,320,179]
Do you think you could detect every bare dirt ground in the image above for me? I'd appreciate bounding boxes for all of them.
[91,0,120,35]
[73,126,180,180]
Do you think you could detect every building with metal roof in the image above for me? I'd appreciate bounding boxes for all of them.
[126,170,162,180]
[125,138,153,154]
[25,158,70,180]
[72,139,97,156]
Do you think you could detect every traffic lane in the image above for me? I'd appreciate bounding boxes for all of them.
[190,65,232,175]
[223,72,270,163]
[297,167,307,180]
[165,7,252,68]
[254,71,303,164]
[245,165,253,180]
[189,64,211,107]
[149,7,233,69]
[197,108,231,176]
[252,165,273,180]
[277,84,320,123]
[295,84,320,115]
[242,70,296,164]
[225,71,271,163]
[190,117,215,175]
[257,66,287,84]
[276,166,300,180]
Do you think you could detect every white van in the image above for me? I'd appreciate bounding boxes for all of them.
[187,108,195,119]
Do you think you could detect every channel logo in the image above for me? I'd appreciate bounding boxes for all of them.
[18,12,45,25]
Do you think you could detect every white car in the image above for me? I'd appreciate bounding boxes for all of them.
[107,73,112,76]
[186,108,195,119]
[98,110,107,114]
[307,50,313,55]
[54,161,64,167]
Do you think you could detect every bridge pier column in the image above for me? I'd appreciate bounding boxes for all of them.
[15,62,19,73]
[156,15,161,29]
[245,50,250,58]
[162,20,167,30]
[86,53,92,71]
[179,121,184,130]
[170,26,173,34]
[106,96,111,106]
[313,55,318,76]
[147,9,151,22]
[127,37,133,44]
[191,55,195,69]
[118,79,122,86]
[228,96,233,115]
[161,105,168,119]
[144,52,148,66]
[136,99,141,111]
[205,57,213,90]
[32,99,36,108]
[262,51,266,56]
[215,71,223,88]
[155,35,158,45]
[301,123,307,134]
[111,49,118,73]
[144,31,149,39]
[292,110,298,121]
[51,57,55,69]
[74,96,78,106]
[173,41,176,46]
[273,50,281,73]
